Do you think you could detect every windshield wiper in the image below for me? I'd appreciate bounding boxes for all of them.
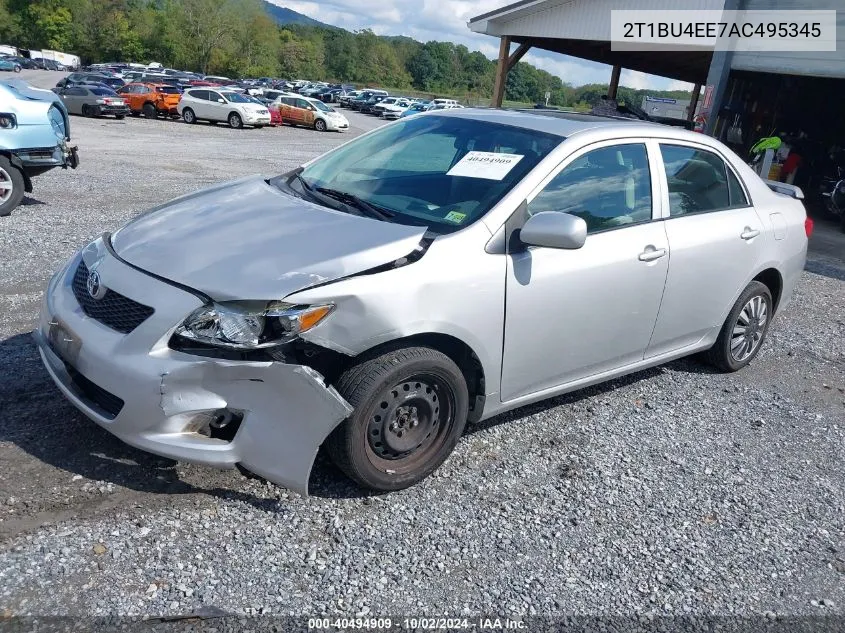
[314,187,395,221]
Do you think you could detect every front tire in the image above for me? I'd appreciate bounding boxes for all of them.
[326,346,469,491]
[314,118,327,132]
[0,157,26,217]
[705,281,773,372]
[228,112,243,129]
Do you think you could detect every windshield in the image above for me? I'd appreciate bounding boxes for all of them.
[223,92,250,103]
[293,114,562,233]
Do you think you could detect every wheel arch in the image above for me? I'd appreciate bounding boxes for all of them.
[752,267,783,313]
[311,332,487,423]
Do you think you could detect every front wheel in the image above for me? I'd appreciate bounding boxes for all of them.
[228,112,243,129]
[326,346,469,491]
[182,108,196,124]
[705,281,773,372]
[314,118,327,132]
[0,156,26,217]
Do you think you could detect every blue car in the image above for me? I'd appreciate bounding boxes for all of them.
[0,58,22,73]
[0,80,79,216]
[400,102,429,118]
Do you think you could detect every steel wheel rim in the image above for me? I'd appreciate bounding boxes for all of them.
[0,166,13,203]
[366,372,456,473]
[730,295,768,362]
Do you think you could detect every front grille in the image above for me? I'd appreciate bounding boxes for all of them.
[71,260,154,334]
[65,362,124,419]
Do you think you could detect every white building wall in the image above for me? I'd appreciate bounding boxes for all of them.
[730,0,845,78]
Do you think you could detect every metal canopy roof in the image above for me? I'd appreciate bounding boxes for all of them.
[469,0,722,84]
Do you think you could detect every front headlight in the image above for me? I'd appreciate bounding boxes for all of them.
[175,301,334,349]
[48,105,66,139]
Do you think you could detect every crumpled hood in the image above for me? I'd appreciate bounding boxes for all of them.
[111,176,428,301]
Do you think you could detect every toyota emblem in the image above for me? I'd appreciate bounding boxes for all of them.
[86,269,107,300]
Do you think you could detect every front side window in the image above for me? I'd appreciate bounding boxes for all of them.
[223,92,250,103]
[207,91,222,102]
[660,144,734,216]
[529,143,653,233]
[292,115,562,233]
[295,98,311,110]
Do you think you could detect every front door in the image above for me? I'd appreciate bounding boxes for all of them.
[295,98,315,126]
[206,90,226,121]
[501,141,670,402]
[645,142,765,357]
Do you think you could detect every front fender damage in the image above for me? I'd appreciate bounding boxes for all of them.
[160,361,353,496]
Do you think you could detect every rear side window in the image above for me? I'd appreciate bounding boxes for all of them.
[188,90,208,101]
[660,144,736,216]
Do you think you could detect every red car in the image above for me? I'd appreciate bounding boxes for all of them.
[268,103,282,126]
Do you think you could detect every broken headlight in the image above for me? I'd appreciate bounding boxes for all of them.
[175,301,334,349]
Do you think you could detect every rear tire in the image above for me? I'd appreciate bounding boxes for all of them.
[142,103,157,119]
[182,108,196,124]
[115,114,125,120]
[0,157,26,217]
[81,104,93,117]
[326,346,469,491]
[705,281,773,372]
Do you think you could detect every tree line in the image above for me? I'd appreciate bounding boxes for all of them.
[0,0,692,107]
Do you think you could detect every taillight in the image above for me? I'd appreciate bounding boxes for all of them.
[805,217,814,238]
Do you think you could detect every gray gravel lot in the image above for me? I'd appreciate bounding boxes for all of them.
[0,70,844,622]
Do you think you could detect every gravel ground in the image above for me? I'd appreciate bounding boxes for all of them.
[1,70,844,625]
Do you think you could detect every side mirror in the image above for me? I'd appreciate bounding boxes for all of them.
[519,212,587,250]
[217,98,225,103]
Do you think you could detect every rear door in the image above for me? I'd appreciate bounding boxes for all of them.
[645,142,765,358]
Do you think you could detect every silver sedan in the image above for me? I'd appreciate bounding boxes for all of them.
[36,109,810,494]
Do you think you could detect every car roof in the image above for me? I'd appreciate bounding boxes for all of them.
[430,108,711,142]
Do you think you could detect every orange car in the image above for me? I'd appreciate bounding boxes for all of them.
[116,83,182,118]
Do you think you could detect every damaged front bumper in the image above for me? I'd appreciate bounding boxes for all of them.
[14,139,79,171]
[34,239,352,495]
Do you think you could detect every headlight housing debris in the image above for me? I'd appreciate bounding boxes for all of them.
[175,301,334,349]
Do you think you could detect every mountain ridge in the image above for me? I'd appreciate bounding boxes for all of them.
[261,1,338,29]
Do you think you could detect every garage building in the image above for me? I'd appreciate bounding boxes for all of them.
[469,0,845,196]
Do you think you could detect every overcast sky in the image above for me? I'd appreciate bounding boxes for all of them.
[269,0,693,91]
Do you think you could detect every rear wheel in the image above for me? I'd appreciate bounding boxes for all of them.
[705,281,773,372]
[182,108,196,124]
[228,112,243,129]
[326,346,469,491]
[115,114,125,120]
[0,157,26,217]
[81,104,94,117]
[142,103,157,119]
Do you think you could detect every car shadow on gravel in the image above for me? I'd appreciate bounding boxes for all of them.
[0,331,726,509]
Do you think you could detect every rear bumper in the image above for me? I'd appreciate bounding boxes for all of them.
[14,141,79,170]
[36,238,353,495]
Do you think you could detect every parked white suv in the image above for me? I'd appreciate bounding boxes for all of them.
[178,88,271,128]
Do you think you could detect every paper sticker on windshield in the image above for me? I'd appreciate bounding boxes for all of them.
[446,151,524,181]
[444,211,467,224]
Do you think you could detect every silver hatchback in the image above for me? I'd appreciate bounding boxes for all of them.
[36,109,810,494]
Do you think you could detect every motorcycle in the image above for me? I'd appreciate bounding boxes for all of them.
[818,149,845,232]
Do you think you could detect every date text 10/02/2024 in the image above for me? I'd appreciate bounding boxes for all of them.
[308,617,527,630]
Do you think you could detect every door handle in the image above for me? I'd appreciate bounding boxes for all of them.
[638,247,667,262]
[741,227,760,240]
